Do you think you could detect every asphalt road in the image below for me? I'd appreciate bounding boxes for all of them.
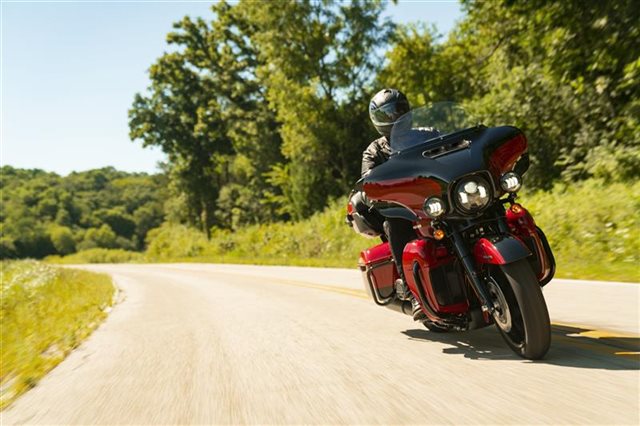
[3,264,639,425]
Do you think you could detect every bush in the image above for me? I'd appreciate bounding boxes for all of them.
[145,223,212,260]
[139,199,370,267]
[46,248,145,264]
[207,198,370,265]
[47,225,76,255]
[523,179,639,281]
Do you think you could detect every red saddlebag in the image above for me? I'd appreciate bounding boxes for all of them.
[359,242,399,304]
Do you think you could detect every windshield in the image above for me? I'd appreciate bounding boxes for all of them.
[389,102,481,152]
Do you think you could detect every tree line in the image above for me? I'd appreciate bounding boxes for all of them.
[1,167,166,259]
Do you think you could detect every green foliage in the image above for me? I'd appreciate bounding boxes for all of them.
[145,223,211,259]
[209,198,370,264]
[139,180,638,282]
[46,248,145,264]
[127,0,638,233]
[381,0,640,188]
[1,261,115,408]
[143,198,370,266]
[381,23,472,106]
[130,0,390,225]
[523,180,640,281]
[78,225,118,251]
[0,166,166,259]
[129,2,283,233]
[235,0,391,219]
[48,225,76,255]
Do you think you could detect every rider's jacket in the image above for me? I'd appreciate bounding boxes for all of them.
[361,136,392,177]
[361,128,440,177]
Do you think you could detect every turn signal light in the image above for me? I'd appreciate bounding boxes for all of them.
[434,229,445,240]
[510,204,523,214]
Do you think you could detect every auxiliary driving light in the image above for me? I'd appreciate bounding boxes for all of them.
[500,172,522,192]
[424,197,446,218]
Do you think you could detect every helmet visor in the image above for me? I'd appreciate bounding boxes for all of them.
[369,100,410,126]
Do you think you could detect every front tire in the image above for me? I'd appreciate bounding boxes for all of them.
[488,260,550,359]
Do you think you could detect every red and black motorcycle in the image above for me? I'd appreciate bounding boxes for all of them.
[347,103,555,359]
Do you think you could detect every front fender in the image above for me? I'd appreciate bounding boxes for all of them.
[473,235,530,265]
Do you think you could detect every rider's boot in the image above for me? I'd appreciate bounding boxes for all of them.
[395,278,427,321]
[394,278,410,299]
[411,295,427,321]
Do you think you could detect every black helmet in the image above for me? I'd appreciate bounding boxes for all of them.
[369,88,411,138]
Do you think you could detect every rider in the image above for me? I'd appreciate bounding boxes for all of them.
[363,88,428,321]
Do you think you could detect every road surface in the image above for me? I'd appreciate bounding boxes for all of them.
[3,264,639,425]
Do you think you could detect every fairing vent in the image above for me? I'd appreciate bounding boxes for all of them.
[422,139,471,159]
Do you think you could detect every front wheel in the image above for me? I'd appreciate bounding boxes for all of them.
[487,260,550,359]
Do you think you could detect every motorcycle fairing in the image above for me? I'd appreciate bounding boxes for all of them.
[376,206,419,221]
[363,126,527,213]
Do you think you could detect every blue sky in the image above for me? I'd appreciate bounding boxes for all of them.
[1,1,463,175]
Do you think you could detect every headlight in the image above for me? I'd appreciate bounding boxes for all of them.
[424,197,446,218]
[500,172,522,192]
[455,176,491,213]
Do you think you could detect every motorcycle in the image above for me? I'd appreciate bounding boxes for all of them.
[347,102,555,360]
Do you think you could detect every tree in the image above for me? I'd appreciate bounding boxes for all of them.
[129,47,228,236]
[78,225,118,251]
[129,3,283,233]
[0,166,166,259]
[381,0,640,188]
[48,225,76,255]
[235,0,393,218]
[461,0,639,185]
[379,24,473,106]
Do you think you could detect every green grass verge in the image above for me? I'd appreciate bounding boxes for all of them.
[523,179,639,282]
[46,248,145,264]
[46,179,639,282]
[0,260,116,409]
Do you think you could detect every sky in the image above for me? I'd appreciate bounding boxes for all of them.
[1,1,463,176]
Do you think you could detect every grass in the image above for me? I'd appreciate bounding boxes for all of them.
[0,260,116,409]
[46,248,145,264]
[141,203,371,267]
[523,179,639,282]
[45,179,639,283]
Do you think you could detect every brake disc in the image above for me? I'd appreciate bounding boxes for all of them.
[487,277,512,333]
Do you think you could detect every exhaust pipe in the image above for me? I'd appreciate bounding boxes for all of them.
[386,299,488,331]
[384,299,413,316]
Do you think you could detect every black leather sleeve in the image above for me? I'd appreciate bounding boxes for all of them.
[361,137,391,176]
[361,141,379,176]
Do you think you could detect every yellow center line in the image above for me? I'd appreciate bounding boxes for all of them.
[259,277,370,299]
[550,321,639,339]
[207,270,370,299]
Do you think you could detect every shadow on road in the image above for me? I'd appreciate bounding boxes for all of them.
[402,324,640,370]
